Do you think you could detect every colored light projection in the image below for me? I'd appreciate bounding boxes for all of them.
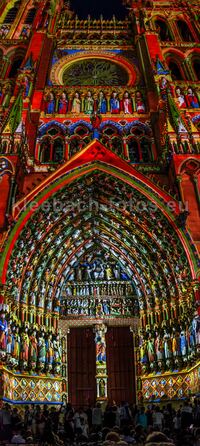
[140,362,200,402]
[1,171,197,387]
[63,58,129,86]
[94,324,108,399]
[6,173,192,314]
[0,0,200,407]
[1,367,63,404]
[61,249,139,319]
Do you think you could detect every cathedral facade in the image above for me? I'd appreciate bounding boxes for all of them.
[0,0,199,406]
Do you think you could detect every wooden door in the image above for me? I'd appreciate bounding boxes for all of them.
[106,327,135,404]
[67,327,96,407]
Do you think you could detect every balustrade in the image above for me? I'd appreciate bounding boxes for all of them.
[56,16,131,33]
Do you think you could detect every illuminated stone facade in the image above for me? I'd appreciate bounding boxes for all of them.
[0,0,199,405]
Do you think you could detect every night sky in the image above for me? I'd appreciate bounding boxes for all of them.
[71,0,127,19]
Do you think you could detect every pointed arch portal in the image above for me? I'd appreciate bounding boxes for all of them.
[1,141,199,405]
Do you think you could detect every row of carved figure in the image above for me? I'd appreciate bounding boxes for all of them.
[61,296,139,318]
[0,311,65,375]
[175,86,199,109]
[138,316,200,374]
[0,24,31,39]
[159,79,199,109]
[44,90,146,114]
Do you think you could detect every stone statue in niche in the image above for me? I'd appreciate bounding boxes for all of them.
[95,327,106,365]
[147,332,156,363]
[29,330,38,370]
[53,334,62,374]
[71,91,81,113]
[18,75,31,98]
[90,112,102,139]
[192,314,200,346]
[58,92,68,114]
[97,90,107,114]
[110,91,120,114]
[186,87,199,109]
[0,310,8,352]
[84,90,94,114]
[99,378,106,397]
[37,331,46,371]
[135,91,146,113]
[176,87,187,109]
[45,92,55,114]
[122,91,133,114]
[12,326,20,364]
[46,333,54,371]
[20,326,30,369]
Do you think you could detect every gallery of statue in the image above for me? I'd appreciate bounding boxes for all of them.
[0,0,199,406]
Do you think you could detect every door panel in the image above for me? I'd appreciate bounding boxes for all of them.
[106,327,135,404]
[67,327,96,406]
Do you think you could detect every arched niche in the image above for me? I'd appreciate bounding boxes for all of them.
[192,59,200,81]
[168,60,184,80]
[24,7,36,24]
[155,18,173,42]
[176,20,195,42]
[3,1,21,24]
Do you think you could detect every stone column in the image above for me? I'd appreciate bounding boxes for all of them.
[123,137,129,160]
[192,175,200,211]
[61,329,68,404]
[130,326,140,404]
[93,323,108,401]
[176,175,184,205]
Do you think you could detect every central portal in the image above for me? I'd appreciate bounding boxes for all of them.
[67,326,135,406]
[61,243,139,406]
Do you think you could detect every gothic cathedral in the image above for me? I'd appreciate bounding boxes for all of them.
[0,0,199,406]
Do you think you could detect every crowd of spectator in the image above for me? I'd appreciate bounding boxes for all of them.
[0,399,200,446]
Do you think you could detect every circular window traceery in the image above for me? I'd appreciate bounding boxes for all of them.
[62,58,130,86]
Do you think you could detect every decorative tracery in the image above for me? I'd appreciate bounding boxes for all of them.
[63,59,130,86]
[37,125,66,163]
[68,125,93,157]
[36,120,154,163]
